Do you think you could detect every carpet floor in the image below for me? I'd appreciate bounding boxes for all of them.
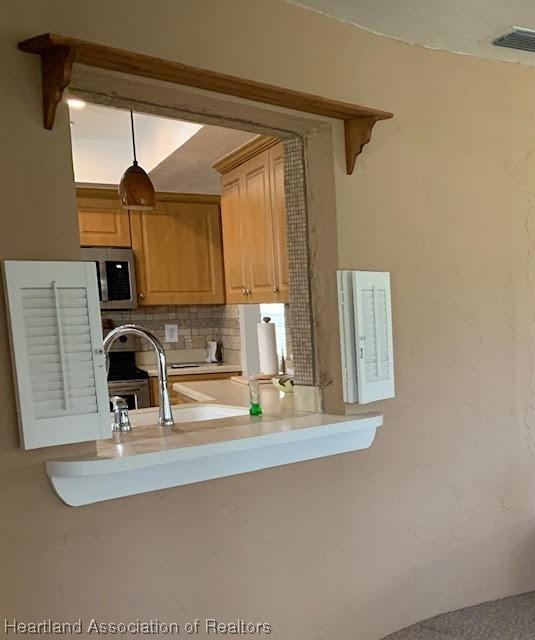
[382,592,535,640]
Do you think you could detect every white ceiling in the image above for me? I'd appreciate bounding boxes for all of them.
[289,0,535,65]
[70,104,202,184]
[69,103,256,194]
[149,126,256,194]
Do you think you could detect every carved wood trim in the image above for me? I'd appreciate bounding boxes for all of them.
[344,117,383,175]
[40,45,75,129]
[212,135,279,174]
[19,33,393,172]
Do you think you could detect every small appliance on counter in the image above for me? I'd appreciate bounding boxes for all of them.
[206,340,223,363]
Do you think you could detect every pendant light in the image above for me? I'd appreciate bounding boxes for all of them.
[118,110,155,210]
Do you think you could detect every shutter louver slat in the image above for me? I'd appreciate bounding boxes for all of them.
[21,284,99,419]
[361,288,390,383]
[4,261,111,449]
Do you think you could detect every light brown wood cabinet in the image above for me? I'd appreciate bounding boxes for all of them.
[77,188,131,247]
[149,378,193,406]
[77,189,226,306]
[219,174,247,303]
[130,194,225,306]
[216,137,289,304]
[268,144,289,301]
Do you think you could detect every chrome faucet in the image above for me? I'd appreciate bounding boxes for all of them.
[103,324,174,427]
[110,396,132,432]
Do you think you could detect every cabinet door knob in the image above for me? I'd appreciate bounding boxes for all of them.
[246,288,251,296]
[272,286,279,294]
[242,288,247,295]
[138,292,145,299]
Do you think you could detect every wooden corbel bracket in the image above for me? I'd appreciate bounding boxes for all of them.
[24,42,75,130]
[18,33,393,172]
[344,115,389,175]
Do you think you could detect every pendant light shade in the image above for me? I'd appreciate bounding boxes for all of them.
[119,161,155,210]
[118,111,155,210]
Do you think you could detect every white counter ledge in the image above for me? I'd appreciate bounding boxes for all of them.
[46,387,383,507]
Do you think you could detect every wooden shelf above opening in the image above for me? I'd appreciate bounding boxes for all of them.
[18,33,393,174]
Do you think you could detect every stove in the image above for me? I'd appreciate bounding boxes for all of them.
[107,350,149,381]
[107,350,150,410]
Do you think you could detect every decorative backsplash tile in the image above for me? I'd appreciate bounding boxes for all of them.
[102,305,241,364]
[283,137,315,386]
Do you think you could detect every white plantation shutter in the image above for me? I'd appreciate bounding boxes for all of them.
[3,261,111,449]
[337,270,395,404]
[337,271,358,403]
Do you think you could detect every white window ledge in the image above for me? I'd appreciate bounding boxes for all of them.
[46,406,383,507]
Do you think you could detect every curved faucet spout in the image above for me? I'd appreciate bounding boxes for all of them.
[103,324,174,427]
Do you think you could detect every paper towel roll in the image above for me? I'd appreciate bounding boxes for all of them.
[257,319,279,375]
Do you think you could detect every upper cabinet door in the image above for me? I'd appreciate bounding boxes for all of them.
[216,136,289,305]
[77,190,131,247]
[130,198,225,305]
[243,151,277,304]
[220,172,249,304]
[268,143,289,303]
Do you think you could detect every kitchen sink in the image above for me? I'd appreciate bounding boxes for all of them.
[129,403,249,428]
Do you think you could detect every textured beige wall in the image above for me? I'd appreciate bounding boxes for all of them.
[2,1,535,639]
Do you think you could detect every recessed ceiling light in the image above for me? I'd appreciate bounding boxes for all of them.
[67,98,86,110]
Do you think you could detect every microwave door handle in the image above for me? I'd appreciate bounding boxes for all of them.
[99,259,109,302]
[128,255,138,306]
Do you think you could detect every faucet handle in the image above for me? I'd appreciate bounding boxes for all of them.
[110,396,132,432]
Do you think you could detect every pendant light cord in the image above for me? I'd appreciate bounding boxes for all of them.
[129,110,137,164]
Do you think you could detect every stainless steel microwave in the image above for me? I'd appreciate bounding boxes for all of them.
[81,247,137,309]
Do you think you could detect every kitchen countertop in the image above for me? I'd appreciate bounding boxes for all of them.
[46,401,382,506]
[45,376,383,507]
[172,378,295,415]
[138,362,242,378]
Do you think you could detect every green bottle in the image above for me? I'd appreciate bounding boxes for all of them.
[249,377,263,416]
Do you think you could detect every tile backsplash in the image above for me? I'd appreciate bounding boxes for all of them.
[102,305,241,364]
[283,137,314,385]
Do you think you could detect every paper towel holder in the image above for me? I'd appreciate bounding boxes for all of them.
[258,316,279,376]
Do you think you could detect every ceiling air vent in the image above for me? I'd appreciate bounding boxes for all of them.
[493,27,535,53]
